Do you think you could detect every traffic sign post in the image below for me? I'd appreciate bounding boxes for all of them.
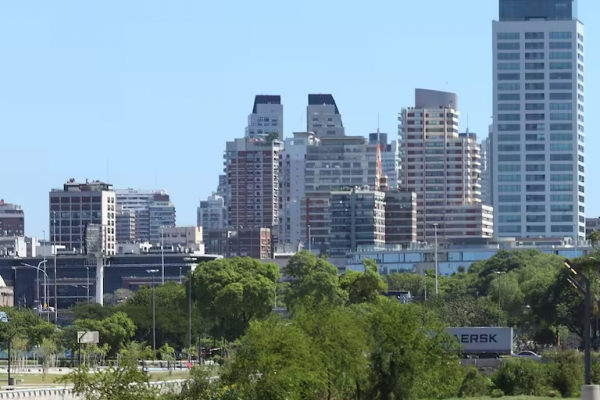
[77,331,99,368]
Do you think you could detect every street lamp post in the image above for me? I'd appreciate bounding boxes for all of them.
[433,223,439,297]
[308,224,311,253]
[147,269,159,352]
[86,266,90,304]
[20,262,49,313]
[183,257,197,360]
[161,227,165,284]
[564,259,592,385]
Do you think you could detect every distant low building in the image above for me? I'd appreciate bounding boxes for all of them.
[205,228,272,259]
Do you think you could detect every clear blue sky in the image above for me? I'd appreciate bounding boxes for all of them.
[0,0,598,237]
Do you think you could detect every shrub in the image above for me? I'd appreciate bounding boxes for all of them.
[544,349,583,398]
[491,388,504,398]
[458,368,491,398]
[492,358,549,396]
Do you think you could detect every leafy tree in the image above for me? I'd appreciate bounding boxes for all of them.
[104,288,135,306]
[38,338,58,380]
[224,315,325,400]
[265,131,280,142]
[192,257,280,342]
[158,343,176,375]
[0,307,56,346]
[284,251,346,308]
[340,258,387,305]
[589,231,600,247]
[70,311,136,357]
[71,302,116,320]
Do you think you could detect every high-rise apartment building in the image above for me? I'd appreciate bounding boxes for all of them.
[224,138,283,232]
[49,179,116,255]
[245,95,284,140]
[302,136,381,253]
[278,132,321,247]
[307,94,345,137]
[369,132,401,189]
[399,89,493,241]
[197,193,227,244]
[0,200,24,237]
[492,0,585,240]
[115,207,136,243]
[114,189,176,244]
[480,137,491,206]
[384,190,418,245]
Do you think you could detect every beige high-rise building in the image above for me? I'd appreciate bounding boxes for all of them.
[399,89,493,241]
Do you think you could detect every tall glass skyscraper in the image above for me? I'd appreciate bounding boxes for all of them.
[491,0,585,241]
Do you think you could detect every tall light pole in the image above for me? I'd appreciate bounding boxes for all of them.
[21,262,49,313]
[147,269,159,352]
[433,223,439,297]
[53,211,58,323]
[308,224,312,253]
[160,227,165,284]
[86,266,90,304]
[183,257,197,359]
[496,271,506,326]
[564,259,591,385]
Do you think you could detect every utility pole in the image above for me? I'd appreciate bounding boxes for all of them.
[147,269,159,352]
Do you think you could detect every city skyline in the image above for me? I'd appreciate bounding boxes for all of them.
[1,0,598,237]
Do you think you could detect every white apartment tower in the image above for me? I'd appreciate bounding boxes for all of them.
[492,0,585,240]
[245,95,284,140]
[307,94,345,137]
[278,132,321,247]
[399,89,493,242]
[197,193,227,231]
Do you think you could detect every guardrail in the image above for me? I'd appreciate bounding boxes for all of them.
[0,379,186,399]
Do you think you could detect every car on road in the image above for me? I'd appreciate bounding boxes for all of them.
[514,350,542,361]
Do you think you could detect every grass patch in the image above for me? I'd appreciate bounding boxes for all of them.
[443,397,577,400]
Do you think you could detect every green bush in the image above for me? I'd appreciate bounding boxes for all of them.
[492,359,549,396]
[491,388,504,398]
[458,368,491,398]
[544,349,583,398]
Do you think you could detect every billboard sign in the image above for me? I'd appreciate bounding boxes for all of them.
[446,327,513,354]
[77,331,100,344]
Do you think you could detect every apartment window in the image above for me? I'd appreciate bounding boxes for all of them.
[550,52,572,59]
[526,154,545,161]
[550,154,573,161]
[526,165,545,172]
[499,154,520,162]
[550,32,572,40]
[499,215,521,223]
[526,93,545,100]
[499,195,521,203]
[499,226,521,233]
[499,175,521,182]
[525,114,544,121]
[551,194,574,202]
[525,42,544,50]
[551,185,573,192]
[498,114,520,121]
[551,174,573,182]
[498,144,520,151]
[498,164,520,172]
[552,205,573,212]
[525,83,544,90]
[526,123,545,131]
[550,82,572,90]
[525,205,546,215]
[550,163,573,171]
[498,93,520,101]
[526,103,544,110]
[498,73,520,80]
[526,195,545,202]
[525,53,544,60]
[550,134,572,141]
[498,43,520,50]
[550,113,572,121]
[498,83,520,91]
[527,215,546,223]
[526,134,545,141]
[527,226,545,233]
[498,32,520,40]
[499,205,521,212]
[498,53,520,60]
[526,73,544,80]
[526,185,545,192]
[498,63,520,70]
[526,174,545,181]
[550,93,572,100]
[550,42,572,49]
[498,124,520,131]
[550,143,573,151]
[550,62,572,69]
[550,123,572,130]
[497,134,520,142]
[550,72,572,80]
[525,32,544,40]
[551,225,574,233]
[498,103,520,111]
[526,144,545,151]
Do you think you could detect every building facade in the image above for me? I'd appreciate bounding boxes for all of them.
[399,89,492,241]
[160,226,203,252]
[306,94,345,137]
[329,188,386,256]
[49,179,116,255]
[115,208,136,243]
[224,138,283,232]
[369,132,401,189]
[385,190,418,245]
[245,95,284,140]
[480,136,492,206]
[115,189,176,244]
[0,200,24,237]
[492,1,585,240]
[302,136,381,253]
[204,228,272,259]
[278,132,320,247]
[197,193,227,245]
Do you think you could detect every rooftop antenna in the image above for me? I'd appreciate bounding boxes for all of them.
[466,114,470,134]
[377,113,380,134]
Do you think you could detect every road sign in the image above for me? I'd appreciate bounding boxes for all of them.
[0,312,8,323]
[77,331,99,344]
